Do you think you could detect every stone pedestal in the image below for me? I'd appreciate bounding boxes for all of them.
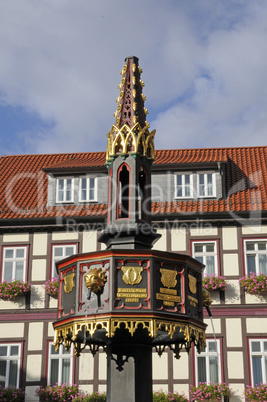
[107,343,153,402]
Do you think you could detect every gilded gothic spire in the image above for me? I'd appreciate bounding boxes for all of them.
[106,56,155,165]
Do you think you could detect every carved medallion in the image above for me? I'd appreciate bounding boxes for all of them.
[188,274,197,294]
[160,269,177,289]
[64,273,75,294]
[121,266,143,285]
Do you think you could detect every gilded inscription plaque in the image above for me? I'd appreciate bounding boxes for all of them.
[160,268,177,288]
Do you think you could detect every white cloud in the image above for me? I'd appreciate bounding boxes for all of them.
[0,0,266,154]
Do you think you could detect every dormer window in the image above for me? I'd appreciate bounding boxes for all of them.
[175,173,193,198]
[56,178,74,203]
[197,172,216,198]
[79,177,97,202]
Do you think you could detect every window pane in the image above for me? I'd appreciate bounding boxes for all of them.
[10,346,19,356]
[50,344,58,355]
[184,175,190,185]
[66,190,72,201]
[195,245,203,253]
[0,360,7,387]
[50,359,59,386]
[197,356,207,383]
[81,190,86,200]
[3,263,13,282]
[177,176,182,186]
[0,347,7,357]
[9,360,18,388]
[81,178,87,190]
[66,179,72,189]
[62,359,70,383]
[185,186,190,197]
[54,248,63,257]
[58,180,64,190]
[209,356,219,383]
[259,254,267,275]
[264,342,267,352]
[89,178,95,189]
[208,342,217,352]
[252,356,263,385]
[5,249,14,258]
[251,342,261,352]
[195,256,203,264]
[16,249,25,258]
[206,256,215,275]
[58,191,64,202]
[247,255,256,274]
[199,174,204,185]
[15,261,24,281]
[89,189,95,200]
[207,174,213,185]
[258,242,266,250]
[65,247,75,256]
[206,244,215,252]
[246,243,255,251]
[176,187,182,197]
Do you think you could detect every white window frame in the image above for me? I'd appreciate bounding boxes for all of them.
[249,339,267,386]
[244,239,267,275]
[52,244,77,278]
[48,342,73,386]
[56,177,74,203]
[197,172,216,198]
[192,240,218,276]
[0,343,21,388]
[195,339,221,385]
[175,173,193,199]
[1,246,27,282]
[79,176,97,202]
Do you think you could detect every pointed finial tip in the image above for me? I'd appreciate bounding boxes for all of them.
[125,56,139,63]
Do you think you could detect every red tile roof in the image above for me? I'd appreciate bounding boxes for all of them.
[0,146,266,221]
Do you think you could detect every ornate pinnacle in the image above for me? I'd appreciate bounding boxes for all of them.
[106,57,156,164]
[114,56,147,129]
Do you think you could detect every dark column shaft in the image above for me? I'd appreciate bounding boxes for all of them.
[106,344,153,402]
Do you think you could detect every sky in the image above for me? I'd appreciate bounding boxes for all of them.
[0,0,267,156]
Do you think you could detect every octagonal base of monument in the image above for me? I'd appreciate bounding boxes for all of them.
[53,314,206,362]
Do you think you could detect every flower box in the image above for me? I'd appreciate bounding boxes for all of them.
[244,383,267,400]
[0,280,31,301]
[239,273,267,295]
[44,277,59,297]
[202,275,228,292]
[191,383,231,401]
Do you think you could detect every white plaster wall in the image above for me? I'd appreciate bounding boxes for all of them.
[98,384,107,393]
[3,233,29,242]
[245,293,267,305]
[153,352,168,379]
[0,297,26,310]
[222,227,238,250]
[25,385,39,401]
[226,318,242,347]
[78,352,94,381]
[223,253,239,276]
[204,318,221,334]
[173,352,188,379]
[246,317,267,333]
[49,296,58,309]
[82,231,98,252]
[225,280,241,304]
[99,352,107,380]
[190,227,218,236]
[154,229,167,251]
[32,233,48,255]
[229,383,245,402]
[28,322,43,350]
[26,354,42,381]
[242,225,267,235]
[173,384,189,399]
[0,322,24,338]
[30,285,45,309]
[79,384,94,395]
[153,384,168,392]
[48,321,55,337]
[171,228,186,252]
[31,259,46,281]
[52,231,79,240]
[227,352,244,379]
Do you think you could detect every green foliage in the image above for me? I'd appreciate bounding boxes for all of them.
[73,392,107,401]
[190,383,231,401]
[153,390,189,401]
[244,383,267,401]
[0,386,25,401]
[0,280,31,300]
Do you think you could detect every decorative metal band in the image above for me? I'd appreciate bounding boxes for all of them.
[54,317,206,357]
[106,122,155,163]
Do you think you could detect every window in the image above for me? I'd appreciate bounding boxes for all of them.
[0,344,21,388]
[56,178,74,203]
[249,339,267,385]
[244,240,267,275]
[195,339,221,384]
[2,247,27,282]
[52,244,77,278]
[197,173,216,197]
[192,241,218,275]
[79,177,97,202]
[175,174,193,198]
[48,343,73,385]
